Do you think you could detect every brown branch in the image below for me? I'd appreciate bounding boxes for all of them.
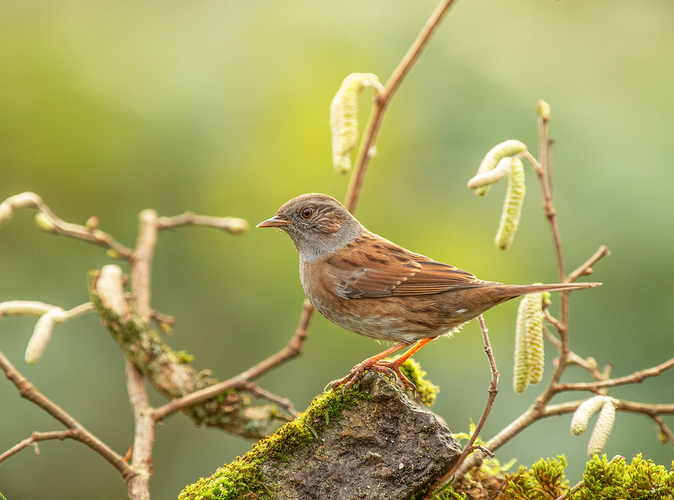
[152,299,314,422]
[566,245,610,284]
[0,430,76,462]
[426,314,499,498]
[556,357,674,392]
[542,325,608,382]
[344,0,457,212]
[618,400,674,446]
[157,212,249,234]
[126,361,154,500]
[0,192,133,258]
[131,209,159,321]
[0,349,133,479]
[244,383,299,418]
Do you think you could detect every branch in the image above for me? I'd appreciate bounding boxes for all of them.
[152,299,314,422]
[344,0,457,212]
[0,349,133,480]
[126,361,154,500]
[89,270,294,437]
[0,430,76,462]
[158,212,248,234]
[566,245,611,284]
[0,192,133,258]
[555,357,674,392]
[426,314,499,497]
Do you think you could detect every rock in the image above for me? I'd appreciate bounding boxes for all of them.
[180,371,462,500]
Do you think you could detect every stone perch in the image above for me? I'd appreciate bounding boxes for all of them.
[180,370,462,499]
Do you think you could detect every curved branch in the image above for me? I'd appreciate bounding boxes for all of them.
[0,350,133,479]
[555,357,674,392]
[344,0,457,212]
[0,192,133,258]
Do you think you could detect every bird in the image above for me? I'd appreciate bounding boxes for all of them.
[257,193,600,391]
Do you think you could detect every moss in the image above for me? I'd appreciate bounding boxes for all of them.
[568,454,674,500]
[398,358,440,407]
[506,456,568,499]
[179,383,370,499]
[434,454,674,500]
[174,350,195,364]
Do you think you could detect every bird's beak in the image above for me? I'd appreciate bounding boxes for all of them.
[256,215,291,228]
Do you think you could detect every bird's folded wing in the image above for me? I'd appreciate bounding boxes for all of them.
[327,242,493,299]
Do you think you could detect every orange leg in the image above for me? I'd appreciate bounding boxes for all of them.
[331,337,437,392]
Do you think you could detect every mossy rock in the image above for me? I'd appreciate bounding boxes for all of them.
[180,370,461,500]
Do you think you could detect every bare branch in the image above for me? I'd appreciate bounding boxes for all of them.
[0,349,133,479]
[427,314,499,498]
[0,430,76,462]
[0,192,133,258]
[126,361,154,500]
[244,383,299,418]
[567,245,611,284]
[152,299,314,422]
[556,357,674,392]
[158,212,249,234]
[344,0,457,212]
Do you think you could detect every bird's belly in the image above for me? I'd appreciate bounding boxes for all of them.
[307,293,470,343]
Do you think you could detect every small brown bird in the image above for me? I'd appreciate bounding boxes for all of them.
[257,193,600,391]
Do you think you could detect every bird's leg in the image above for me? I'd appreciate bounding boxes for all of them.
[330,341,411,391]
[331,337,436,392]
[374,337,436,392]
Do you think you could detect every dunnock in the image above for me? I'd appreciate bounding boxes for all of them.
[258,193,600,390]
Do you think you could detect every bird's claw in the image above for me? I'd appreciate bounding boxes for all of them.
[328,359,418,395]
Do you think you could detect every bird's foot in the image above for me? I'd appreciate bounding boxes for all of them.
[330,358,418,393]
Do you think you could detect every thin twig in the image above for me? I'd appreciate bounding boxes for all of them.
[152,299,314,421]
[618,400,674,445]
[426,314,498,498]
[157,212,249,234]
[542,325,606,381]
[244,383,299,418]
[0,349,133,479]
[566,245,610,284]
[0,192,133,258]
[556,357,674,392]
[556,479,582,500]
[344,0,457,212]
[0,430,76,462]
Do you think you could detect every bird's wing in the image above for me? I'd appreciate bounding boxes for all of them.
[326,236,495,299]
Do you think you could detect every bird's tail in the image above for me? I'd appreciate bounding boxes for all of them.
[496,281,601,299]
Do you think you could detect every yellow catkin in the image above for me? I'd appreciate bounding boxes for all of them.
[587,398,617,456]
[467,157,512,190]
[524,293,545,385]
[495,158,525,250]
[513,295,531,394]
[470,140,527,196]
[25,308,66,364]
[329,73,382,174]
[571,395,607,435]
[513,291,546,392]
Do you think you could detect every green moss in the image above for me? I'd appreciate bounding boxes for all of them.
[174,350,195,364]
[568,454,674,500]
[179,384,370,499]
[433,454,674,500]
[398,358,440,407]
[507,456,568,499]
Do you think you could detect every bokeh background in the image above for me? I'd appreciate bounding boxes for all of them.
[1,0,673,498]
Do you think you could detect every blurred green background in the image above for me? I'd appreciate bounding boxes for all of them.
[1,0,673,498]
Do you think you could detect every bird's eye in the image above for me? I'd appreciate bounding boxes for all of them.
[300,207,313,219]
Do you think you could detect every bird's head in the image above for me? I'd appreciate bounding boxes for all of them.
[257,193,364,260]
